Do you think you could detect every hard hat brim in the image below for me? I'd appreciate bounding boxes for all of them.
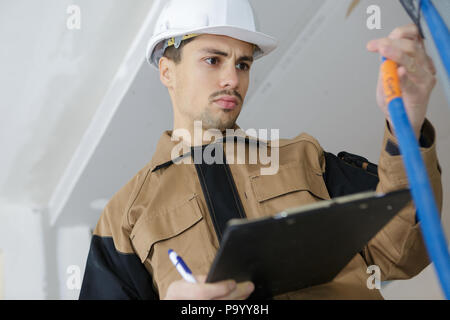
[146,25,278,70]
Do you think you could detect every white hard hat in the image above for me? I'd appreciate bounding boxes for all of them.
[146,0,278,70]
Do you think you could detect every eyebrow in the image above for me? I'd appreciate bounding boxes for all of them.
[199,48,254,63]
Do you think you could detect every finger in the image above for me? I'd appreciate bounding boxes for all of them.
[367,38,420,61]
[372,39,428,79]
[215,281,255,300]
[386,39,435,77]
[368,24,421,53]
[165,278,237,300]
[164,280,202,300]
[368,38,419,58]
[388,23,420,40]
[426,55,437,76]
[191,279,237,300]
[417,36,426,49]
[417,37,437,75]
[397,66,418,91]
[195,275,207,283]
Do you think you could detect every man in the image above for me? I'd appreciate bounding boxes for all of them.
[80,0,442,300]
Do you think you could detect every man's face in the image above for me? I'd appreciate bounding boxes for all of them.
[161,34,255,131]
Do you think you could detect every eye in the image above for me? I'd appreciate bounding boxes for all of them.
[237,62,250,71]
[205,57,219,65]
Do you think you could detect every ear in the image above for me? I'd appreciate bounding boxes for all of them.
[159,57,175,89]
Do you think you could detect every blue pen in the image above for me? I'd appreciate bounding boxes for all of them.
[168,249,197,283]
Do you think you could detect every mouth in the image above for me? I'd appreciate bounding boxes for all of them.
[213,97,239,110]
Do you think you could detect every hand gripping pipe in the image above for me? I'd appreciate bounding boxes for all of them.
[381,56,450,299]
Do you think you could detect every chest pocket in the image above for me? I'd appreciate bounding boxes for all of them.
[130,194,214,297]
[250,161,330,216]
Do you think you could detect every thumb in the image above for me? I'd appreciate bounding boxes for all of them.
[195,275,207,283]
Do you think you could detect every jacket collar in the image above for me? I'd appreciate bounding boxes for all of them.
[149,123,267,171]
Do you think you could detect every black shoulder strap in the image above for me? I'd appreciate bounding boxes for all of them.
[323,151,379,198]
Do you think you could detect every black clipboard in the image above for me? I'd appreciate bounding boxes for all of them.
[206,189,411,299]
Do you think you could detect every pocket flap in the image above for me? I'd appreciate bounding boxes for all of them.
[130,194,203,263]
[250,161,329,202]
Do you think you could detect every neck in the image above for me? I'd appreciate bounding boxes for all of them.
[172,118,234,147]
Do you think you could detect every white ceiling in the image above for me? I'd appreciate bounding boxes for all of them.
[1,0,449,234]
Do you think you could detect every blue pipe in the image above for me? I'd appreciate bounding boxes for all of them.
[388,96,450,299]
[382,55,450,299]
[420,0,450,79]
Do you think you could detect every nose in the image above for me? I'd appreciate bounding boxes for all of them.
[219,62,239,89]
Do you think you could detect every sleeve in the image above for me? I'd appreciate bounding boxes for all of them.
[360,118,443,281]
[79,234,157,300]
[79,171,158,300]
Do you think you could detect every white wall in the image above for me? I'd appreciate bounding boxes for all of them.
[0,202,45,299]
[56,226,91,300]
[0,0,156,299]
[0,0,155,206]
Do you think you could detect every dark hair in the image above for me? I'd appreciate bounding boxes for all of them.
[162,37,197,64]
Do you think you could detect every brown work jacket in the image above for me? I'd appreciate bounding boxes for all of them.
[79,120,442,300]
